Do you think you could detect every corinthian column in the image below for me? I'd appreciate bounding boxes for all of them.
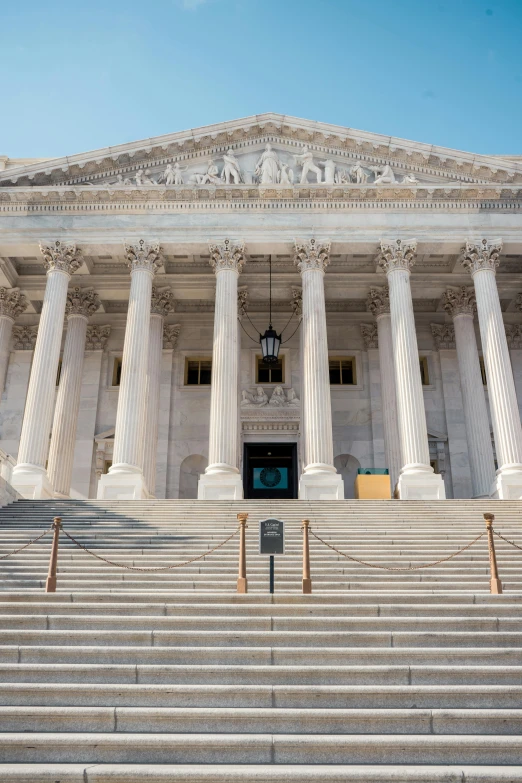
[98,239,160,500]
[47,287,100,498]
[377,239,445,499]
[198,239,245,499]
[462,239,522,498]
[143,287,174,496]
[294,239,343,499]
[442,287,495,497]
[12,241,83,499]
[0,288,28,397]
[366,286,401,492]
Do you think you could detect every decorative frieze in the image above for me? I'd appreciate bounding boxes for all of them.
[294,238,330,273]
[86,325,111,350]
[12,325,38,350]
[360,323,378,349]
[39,241,83,276]
[505,324,522,349]
[0,288,28,321]
[377,239,417,274]
[366,286,390,317]
[124,239,162,275]
[431,323,456,350]
[442,286,476,318]
[461,238,503,275]
[209,239,246,274]
[150,286,175,317]
[163,323,180,349]
[65,286,100,319]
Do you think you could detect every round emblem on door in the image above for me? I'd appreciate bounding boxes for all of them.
[259,467,282,488]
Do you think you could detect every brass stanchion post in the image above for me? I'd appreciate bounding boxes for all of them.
[237,513,248,594]
[485,512,503,594]
[45,517,62,593]
[302,519,312,594]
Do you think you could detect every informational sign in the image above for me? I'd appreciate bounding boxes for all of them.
[259,518,285,555]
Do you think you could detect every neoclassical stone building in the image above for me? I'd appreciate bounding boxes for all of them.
[0,113,521,501]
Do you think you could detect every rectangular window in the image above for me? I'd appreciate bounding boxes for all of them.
[329,357,356,385]
[256,355,284,384]
[112,357,123,387]
[185,358,212,386]
[479,356,487,386]
[419,356,430,386]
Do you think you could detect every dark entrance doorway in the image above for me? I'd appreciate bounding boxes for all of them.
[243,443,298,499]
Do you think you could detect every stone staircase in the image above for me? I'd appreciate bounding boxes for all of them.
[0,498,521,781]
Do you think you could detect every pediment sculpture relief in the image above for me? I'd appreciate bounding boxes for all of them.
[241,386,300,408]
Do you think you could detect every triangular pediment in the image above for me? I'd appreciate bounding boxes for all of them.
[1,113,521,190]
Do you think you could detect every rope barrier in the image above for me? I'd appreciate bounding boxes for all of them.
[308,527,486,571]
[494,530,522,552]
[60,525,240,572]
[0,525,53,560]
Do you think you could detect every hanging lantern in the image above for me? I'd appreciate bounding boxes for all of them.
[260,324,281,364]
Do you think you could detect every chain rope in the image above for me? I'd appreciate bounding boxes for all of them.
[0,525,54,560]
[60,525,240,572]
[309,527,486,571]
[494,530,522,552]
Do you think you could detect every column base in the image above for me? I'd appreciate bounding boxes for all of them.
[397,465,446,500]
[11,464,54,500]
[197,464,243,500]
[299,464,345,500]
[97,465,150,500]
[490,465,522,499]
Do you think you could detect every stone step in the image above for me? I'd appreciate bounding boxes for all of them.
[1,732,522,764]
[2,682,522,708]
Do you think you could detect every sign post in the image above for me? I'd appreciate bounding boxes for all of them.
[259,518,285,594]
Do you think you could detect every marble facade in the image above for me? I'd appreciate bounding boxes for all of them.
[0,113,522,500]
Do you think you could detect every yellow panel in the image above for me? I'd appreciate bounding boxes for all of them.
[355,474,392,499]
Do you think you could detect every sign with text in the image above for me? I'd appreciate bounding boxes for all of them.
[259,518,285,555]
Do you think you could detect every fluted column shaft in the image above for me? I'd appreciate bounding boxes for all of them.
[143,314,163,494]
[376,312,402,489]
[112,267,153,471]
[207,267,241,470]
[47,315,88,496]
[0,316,14,398]
[300,264,334,469]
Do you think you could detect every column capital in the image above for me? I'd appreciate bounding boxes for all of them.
[513,293,522,312]
[366,285,390,317]
[86,325,111,351]
[65,286,100,320]
[431,323,456,350]
[294,238,330,273]
[461,238,503,276]
[442,286,476,318]
[39,241,83,276]
[163,323,181,349]
[506,324,522,349]
[209,239,246,274]
[377,239,417,275]
[0,287,28,321]
[360,323,378,349]
[150,286,175,318]
[237,286,249,320]
[12,325,38,350]
[124,239,162,275]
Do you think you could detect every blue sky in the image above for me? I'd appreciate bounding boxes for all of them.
[1,0,521,159]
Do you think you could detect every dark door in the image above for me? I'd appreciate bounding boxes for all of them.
[243,443,298,499]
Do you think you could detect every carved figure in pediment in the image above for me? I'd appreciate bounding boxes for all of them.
[255,144,281,184]
[351,162,370,184]
[370,164,396,185]
[241,387,269,407]
[188,160,221,185]
[319,159,336,185]
[158,163,187,185]
[335,167,350,184]
[278,163,294,185]
[268,386,286,407]
[221,150,243,184]
[401,172,419,184]
[294,146,322,184]
[286,388,300,406]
